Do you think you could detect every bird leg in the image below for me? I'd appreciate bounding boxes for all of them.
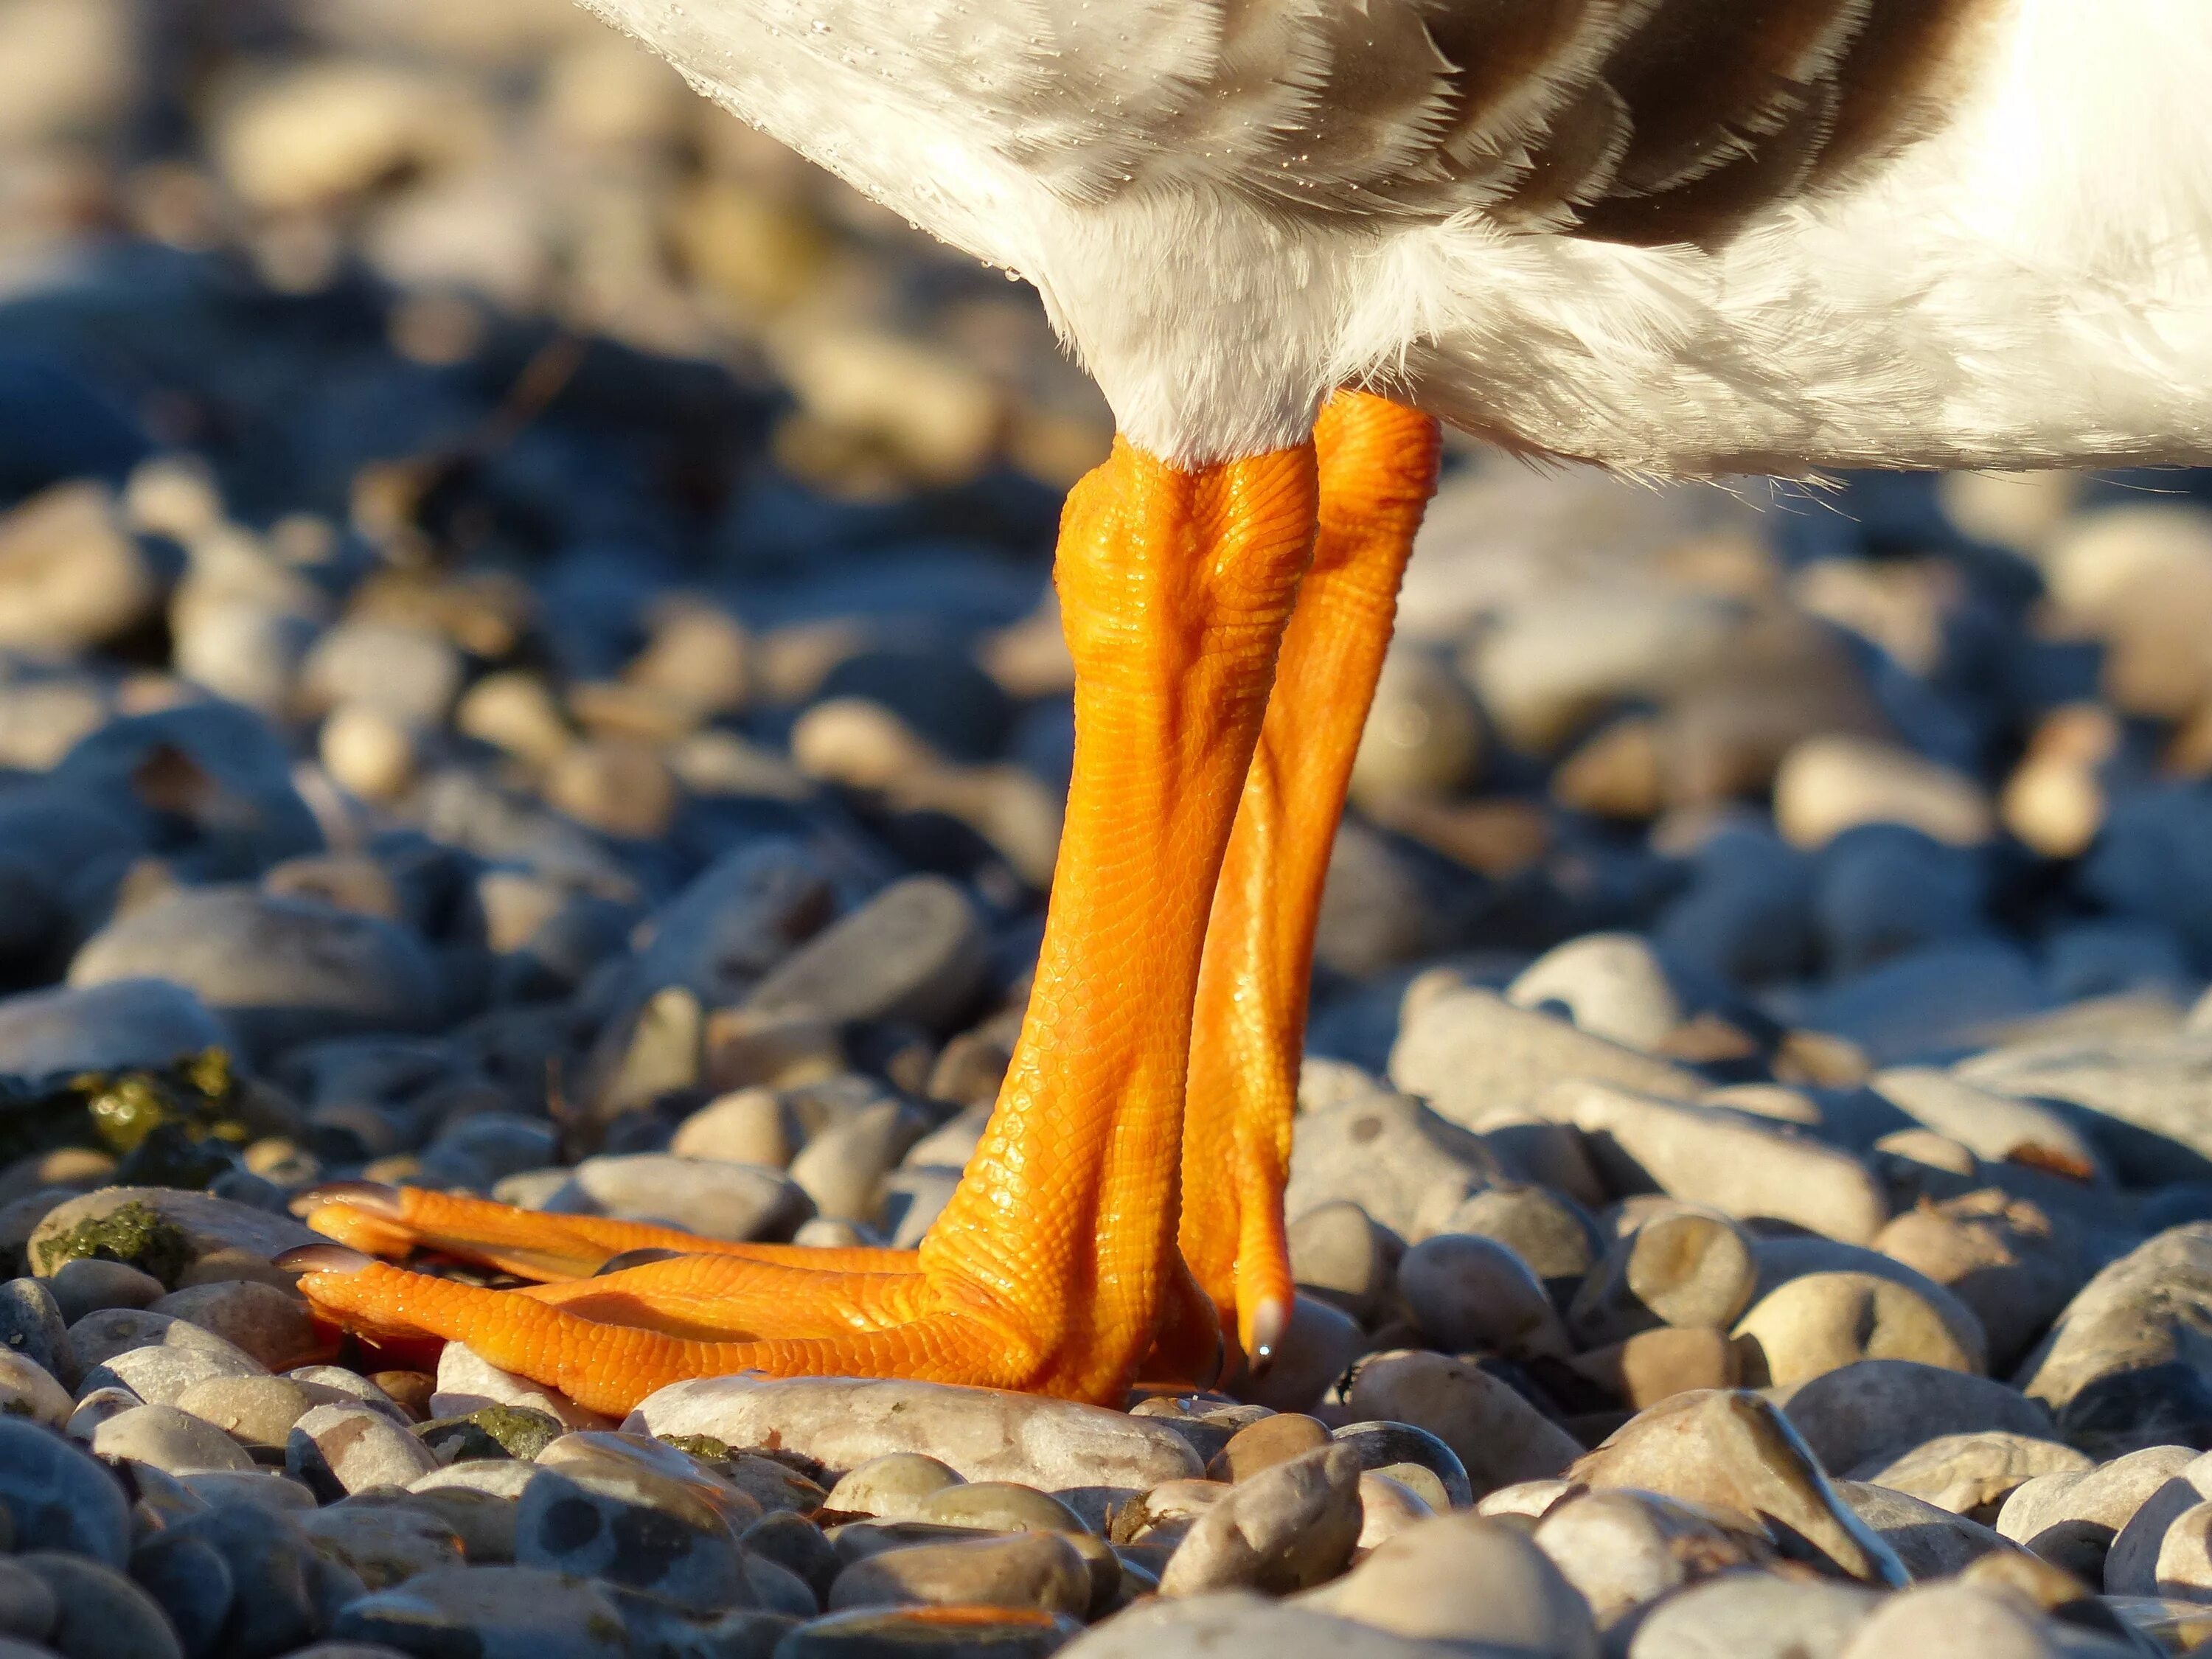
[293,434,1319,1413]
[1179,392,1441,1366]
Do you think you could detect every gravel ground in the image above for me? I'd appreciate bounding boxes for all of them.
[7,3,2212,1658]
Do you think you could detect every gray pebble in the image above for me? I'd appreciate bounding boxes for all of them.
[0,1417,131,1565]
[0,1352,70,1427]
[287,1403,441,1497]
[1779,1360,2054,1475]
[830,1530,1090,1617]
[515,1461,751,1614]
[127,1531,234,1659]
[1343,1352,1579,1499]
[0,1559,55,1643]
[92,1402,257,1474]
[332,1565,629,1659]
[48,1258,165,1324]
[1284,1093,1504,1242]
[300,1504,467,1589]
[1833,1481,2019,1579]
[147,1281,314,1371]
[1157,1444,1362,1596]
[1396,1232,1568,1357]
[1622,1571,1879,1659]
[0,1278,72,1384]
[15,1552,183,1659]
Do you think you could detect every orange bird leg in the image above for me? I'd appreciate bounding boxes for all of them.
[294,434,1319,1411]
[1179,392,1441,1366]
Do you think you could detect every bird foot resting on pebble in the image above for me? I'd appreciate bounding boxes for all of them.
[294,0,2212,1413]
[293,392,1441,1414]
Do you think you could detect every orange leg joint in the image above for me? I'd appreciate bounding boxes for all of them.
[293,432,1323,1413]
[1179,392,1441,1366]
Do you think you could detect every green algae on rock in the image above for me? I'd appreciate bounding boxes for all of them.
[29,1199,193,1285]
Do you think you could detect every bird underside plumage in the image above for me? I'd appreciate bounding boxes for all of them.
[580,0,2212,472]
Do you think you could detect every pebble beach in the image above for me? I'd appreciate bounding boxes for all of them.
[10,3,2212,1658]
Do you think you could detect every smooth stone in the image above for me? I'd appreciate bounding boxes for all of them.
[93,1402,257,1474]
[2019,1225,2212,1424]
[160,1497,324,1655]
[1832,1582,2069,1659]
[147,1281,315,1371]
[540,1152,813,1242]
[1396,1233,1568,1358]
[2114,1495,2212,1601]
[300,1505,467,1590]
[0,1276,73,1382]
[1208,1416,1329,1484]
[1058,1590,1464,1659]
[790,1101,932,1223]
[330,1565,629,1659]
[1565,1327,1740,1411]
[0,1416,131,1564]
[389,1485,521,1564]
[1341,1352,1579,1498]
[1622,1572,1879,1659]
[1284,1093,1506,1242]
[1444,1185,1599,1285]
[1733,1271,1983,1386]
[1307,1510,1598,1655]
[0,1351,70,1426]
[174,1375,316,1448]
[1232,1294,1365,1416]
[70,887,440,1060]
[1833,1481,2018,1579]
[1854,1433,2091,1521]
[1285,1203,1399,1320]
[15,1553,183,1659]
[1957,1037,2212,1177]
[748,1509,843,1600]
[0,979,224,1080]
[1779,1360,2054,1475]
[630,1375,1203,1501]
[827,1460,964,1531]
[830,1531,1089,1617]
[1329,1422,1475,1511]
[1872,1192,2081,1376]
[2102,1455,2212,1597]
[417,1403,564,1464]
[179,1470,319,1517]
[1157,1445,1361,1595]
[48,1258,165,1323]
[69,1307,265,1374]
[739,875,987,1033]
[27,1188,318,1287]
[0,1559,54,1642]
[127,1531,231,1658]
[431,1343,613,1431]
[917,1482,1089,1537]
[1388,985,1703,1132]
[784,1604,1079,1659]
[1354,1470,1436,1550]
[1997,1445,2200,1582]
[411,1460,542,1500]
[1571,1390,1907,1585]
[1568,1208,1758,1346]
[515,1451,755,1612]
[1868,1069,2103,1178]
[1537,1082,1891,1244]
[287,1404,441,1496]
[1506,932,1685,1051]
[1532,1489,1764,1628]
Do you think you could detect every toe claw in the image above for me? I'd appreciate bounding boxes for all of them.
[595,1248,689,1275]
[289,1179,405,1220]
[1245,1295,1290,1375]
[276,1243,378,1274]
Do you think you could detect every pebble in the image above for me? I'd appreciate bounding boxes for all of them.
[1531,1488,1763,1629]
[539,1152,813,1242]
[0,980,225,1080]
[147,1280,316,1371]
[1342,1352,1580,1498]
[14,1552,184,1659]
[1395,1232,1568,1357]
[1568,1207,1758,1346]
[1625,1571,1881,1659]
[1060,1591,1461,1659]
[27,1186,319,1287]
[630,1375,1203,1499]
[2019,1225,2212,1439]
[1872,1193,2080,1375]
[124,1531,230,1655]
[1733,1270,1985,1386]
[514,1444,754,1613]
[1155,1445,1361,1595]
[1856,1432,2091,1521]
[1780,1360,2054,1476]
[1310,1511,1598,1654]
[790,1605,1079,1658]
[831,1530,1089,1616]
[1282,1091,1505,1241]
[431,1343,613,1431]
[1388,985,1703,1131]
[1997,1444,2200,1582]
[93,1402,257,1474]
[1570,1390,1907,1585]
[1773,735,1997,849]
[0,1350,71,1426]
[300,1503,468,1589]
[1833,1481,2018,1579]
[288,1403,442,1497]
[48,1258,166,1323]
[0,1418,131,1565]
[1832,1582,2071,1659]
[69,886,441,1059]
[1506,933,1686,1051]
[330,1565,630,1659]
[1540,1082,1891,1243]
[1329,1421,1475,1511]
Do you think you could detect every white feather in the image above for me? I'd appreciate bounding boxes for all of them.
[577,0,2212,472]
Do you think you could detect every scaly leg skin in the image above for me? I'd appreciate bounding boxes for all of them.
[291,435,1320,1414]
[1178,391,1441,1368]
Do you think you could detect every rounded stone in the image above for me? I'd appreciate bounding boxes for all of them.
[0,1417,131,1565]
[828,1531,1091,1617]
[15,1552,183,1659]
[1397,1233,1567,1357]
[1568,1209,1758,1346]
[92,1402,257,1475]
[1733,1270,1985,1386]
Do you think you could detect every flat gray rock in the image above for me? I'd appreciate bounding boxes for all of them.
[0,979,224,1079]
